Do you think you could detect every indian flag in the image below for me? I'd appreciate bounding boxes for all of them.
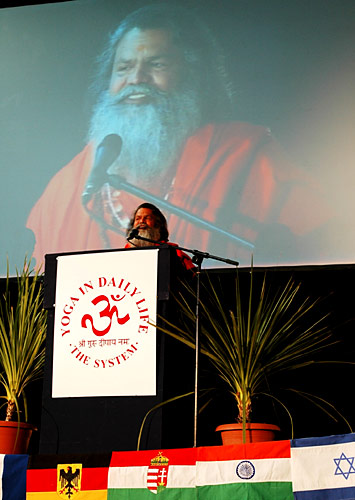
[291,433,355,499]
[108,447,197,499]
[196,440,293,499]
[26,453,111,499]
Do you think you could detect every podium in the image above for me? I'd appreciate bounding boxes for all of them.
[39,247,195,454]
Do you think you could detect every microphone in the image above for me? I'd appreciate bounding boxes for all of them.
[82,134,122,205]
[127,227,139,241]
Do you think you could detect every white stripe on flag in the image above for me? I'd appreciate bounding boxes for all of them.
[291,441,355,492]
[108,465,147,489]
[197,457,291,485]
[166,465,196,488]
[108,465,196,489]
[0,455,5,499]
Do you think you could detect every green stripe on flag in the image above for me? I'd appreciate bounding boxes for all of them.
[197,481,293,499]
[108,487,197,499]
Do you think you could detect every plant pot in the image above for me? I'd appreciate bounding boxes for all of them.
[0,421,37,454]
[216,423,280,445]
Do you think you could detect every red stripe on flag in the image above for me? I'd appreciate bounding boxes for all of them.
[81,467,108,490]
[110,447,197,467]
[197,441,291,461]
[27,469,56,492]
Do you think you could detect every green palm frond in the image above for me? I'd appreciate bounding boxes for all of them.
[0,257,47,421]
[154,264,340,428]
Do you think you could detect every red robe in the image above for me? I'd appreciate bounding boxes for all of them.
[27,122,332,267]
[124,242,195,272]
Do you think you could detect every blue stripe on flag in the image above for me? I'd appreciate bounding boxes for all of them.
[2,455,28,500]
[291,434,355,448]
[294,486,355,499]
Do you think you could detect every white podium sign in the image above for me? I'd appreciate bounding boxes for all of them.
[52,249,158,397]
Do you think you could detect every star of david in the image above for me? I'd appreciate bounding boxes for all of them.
[334,452,355,479]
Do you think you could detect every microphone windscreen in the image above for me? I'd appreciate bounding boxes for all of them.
[127,227,139,241]
[82,134,122,204]
[97,134,122,166]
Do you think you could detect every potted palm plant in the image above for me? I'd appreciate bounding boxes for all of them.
[151,263,351,445]
[0,257,47,453]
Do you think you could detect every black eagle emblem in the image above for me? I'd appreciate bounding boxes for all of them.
[59,466,81,498]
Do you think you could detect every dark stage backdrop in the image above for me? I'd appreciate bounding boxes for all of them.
[1,0,355,273]
[1,264,355,453]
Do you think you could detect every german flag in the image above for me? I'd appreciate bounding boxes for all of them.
[26,453,111,499]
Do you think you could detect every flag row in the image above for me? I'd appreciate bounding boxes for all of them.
[1,433,355,499]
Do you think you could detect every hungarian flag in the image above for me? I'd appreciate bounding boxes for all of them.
[291,433,355,499]
[108,447,197,498]
[196,440,293,499]
[0,454,28,500]
[26,453,111,499]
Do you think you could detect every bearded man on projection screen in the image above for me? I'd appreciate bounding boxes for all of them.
[27,3,333,267]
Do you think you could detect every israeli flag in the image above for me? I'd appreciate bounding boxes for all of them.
[291,434,355,499]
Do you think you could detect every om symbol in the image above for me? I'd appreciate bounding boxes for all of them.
[81,294,130,336]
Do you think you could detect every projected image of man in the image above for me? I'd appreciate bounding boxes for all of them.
[27,4,333,267]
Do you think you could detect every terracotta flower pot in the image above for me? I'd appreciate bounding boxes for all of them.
[216,422,280,445]
[0,420,37,454]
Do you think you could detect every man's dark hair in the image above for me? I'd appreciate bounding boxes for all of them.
[126,202,169,241]
[91,3,235,124]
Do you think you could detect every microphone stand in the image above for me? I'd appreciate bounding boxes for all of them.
[128,233,239,447]
[82,176,255,251]
[109,174,254,250]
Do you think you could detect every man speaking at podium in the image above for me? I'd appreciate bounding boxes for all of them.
[125,203,195,272]
[26,3,332,268]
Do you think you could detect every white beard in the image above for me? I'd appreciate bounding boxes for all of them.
[131,226,161,247]
[88,84,202,187]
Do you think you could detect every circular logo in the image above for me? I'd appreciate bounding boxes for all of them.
[236,460,255,480]
[57,274,152,369]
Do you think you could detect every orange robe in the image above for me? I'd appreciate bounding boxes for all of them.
[27,122,332,267]
[124,242,195,272]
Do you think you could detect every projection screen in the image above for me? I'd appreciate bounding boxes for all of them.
[1,0,354,272]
